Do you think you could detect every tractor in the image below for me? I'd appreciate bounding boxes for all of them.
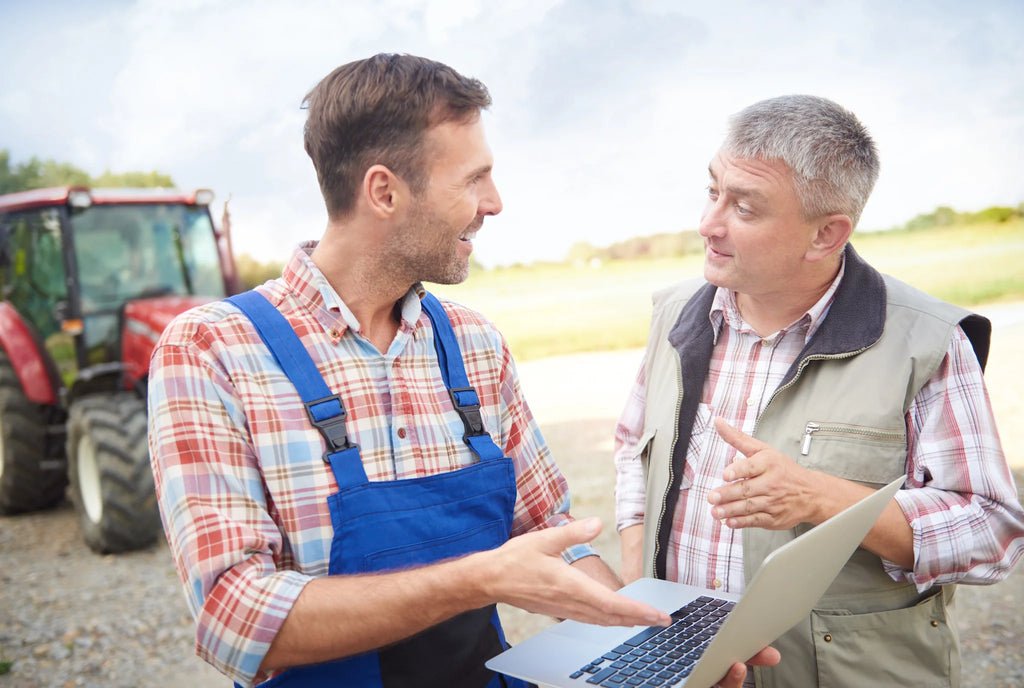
[0,186,240,553]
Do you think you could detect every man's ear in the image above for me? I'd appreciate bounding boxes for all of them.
[363,164,403,219]
[806,213,853,262]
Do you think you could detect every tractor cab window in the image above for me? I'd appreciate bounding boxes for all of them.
[0,208,68,341]
[70,202,227,365]
[71,203,226,313]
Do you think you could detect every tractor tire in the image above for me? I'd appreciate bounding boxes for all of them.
[67,393,161,553]
[0,352,67,514]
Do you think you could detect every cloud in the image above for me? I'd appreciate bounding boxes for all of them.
[1,0,1022,267]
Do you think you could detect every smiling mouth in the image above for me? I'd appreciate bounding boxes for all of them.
[460,218,484,242]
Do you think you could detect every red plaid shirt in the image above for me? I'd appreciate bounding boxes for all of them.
[149,243,588,686]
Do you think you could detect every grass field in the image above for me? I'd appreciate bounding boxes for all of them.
[430,220,1024,361]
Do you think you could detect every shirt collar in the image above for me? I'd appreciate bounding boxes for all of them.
[281,241,425,338]
[708,253,847,345]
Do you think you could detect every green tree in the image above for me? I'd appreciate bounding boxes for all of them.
[93,169,174,188]
[235,253,285,290]
[0,149,175,193]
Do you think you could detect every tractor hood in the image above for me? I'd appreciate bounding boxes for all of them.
[121,295,217,384]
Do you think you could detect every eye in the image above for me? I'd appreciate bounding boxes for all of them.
[736,204,751,216]
[706,185,719,200]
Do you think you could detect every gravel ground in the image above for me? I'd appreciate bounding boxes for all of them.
[2,302,1022,687]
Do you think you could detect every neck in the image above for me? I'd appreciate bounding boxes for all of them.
[311,223,412,354]
[735,259,841,336]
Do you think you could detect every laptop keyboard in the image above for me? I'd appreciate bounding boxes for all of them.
[568,595,735,687]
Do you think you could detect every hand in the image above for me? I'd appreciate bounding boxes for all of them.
[706,417,825,530]
[480,518,671,628]
[716,646,781,688]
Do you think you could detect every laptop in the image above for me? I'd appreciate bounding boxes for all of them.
[486,476,904,688]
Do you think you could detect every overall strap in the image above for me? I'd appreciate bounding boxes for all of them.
[420,293,504,462]
[225,291,367,487]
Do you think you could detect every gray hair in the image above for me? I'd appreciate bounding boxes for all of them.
[722,95,879,228]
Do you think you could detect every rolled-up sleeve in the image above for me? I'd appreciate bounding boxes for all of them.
[149,330,309,687]
[614,358,649,532]
[886,326,1024,591]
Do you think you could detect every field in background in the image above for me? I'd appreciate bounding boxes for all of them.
[432,221,1024,361]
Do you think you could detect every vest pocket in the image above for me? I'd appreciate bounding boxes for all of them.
[810,588,958,687]
[798,420,906,485]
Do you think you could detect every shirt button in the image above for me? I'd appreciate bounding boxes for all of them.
[329,328,340,338]
[761,338,771,347]
[397,427,407,439]
[712,578,722,589]
[746,397,756,407]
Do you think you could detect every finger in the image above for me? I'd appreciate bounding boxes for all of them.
[716,661,749,688]
[559,575,671,627]
[713,417,766,458]
[747,645,781,667]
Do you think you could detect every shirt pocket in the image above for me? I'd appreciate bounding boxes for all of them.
[810,589,957,687]
[677,403,715,491]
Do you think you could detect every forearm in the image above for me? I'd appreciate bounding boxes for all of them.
[807,473,914,569]
[618,524,644,585]
[261,554,490,671]
[262,520,671,672]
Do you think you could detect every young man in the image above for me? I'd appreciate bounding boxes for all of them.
[615,94,1024,687]
[149,54,772,688]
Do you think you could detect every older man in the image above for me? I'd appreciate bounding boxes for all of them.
[616,95,1024,687]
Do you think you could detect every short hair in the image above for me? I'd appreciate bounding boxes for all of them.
[302,53,492,219]
[722,95,879,228]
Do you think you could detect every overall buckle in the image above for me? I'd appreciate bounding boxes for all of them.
[305,394,358,461]
[448,386,487,438]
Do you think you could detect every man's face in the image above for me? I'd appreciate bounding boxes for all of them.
[698,151,819,297]
[394,116,502,285]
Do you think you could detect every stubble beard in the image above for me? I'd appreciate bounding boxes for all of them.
[398,208,475,286]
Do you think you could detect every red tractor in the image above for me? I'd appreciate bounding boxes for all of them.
[0,186,240,553]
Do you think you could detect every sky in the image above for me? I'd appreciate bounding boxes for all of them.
[2,0,1022,267]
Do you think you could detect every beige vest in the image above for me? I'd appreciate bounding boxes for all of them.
[635,252,989,687]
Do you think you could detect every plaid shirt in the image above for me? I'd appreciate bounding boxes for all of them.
[615,263,1024,596]
[149,243,590,686]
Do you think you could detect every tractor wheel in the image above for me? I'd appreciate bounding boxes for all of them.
[0,352,67,514]
[67,393,161,553]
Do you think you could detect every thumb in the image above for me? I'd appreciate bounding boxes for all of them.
[713,416,765,458]
[547,517,602,552]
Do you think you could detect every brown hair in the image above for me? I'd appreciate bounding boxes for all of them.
[302,53,492,219]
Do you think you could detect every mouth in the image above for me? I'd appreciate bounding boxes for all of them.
[705,243,731,259]
[459,218,484,243]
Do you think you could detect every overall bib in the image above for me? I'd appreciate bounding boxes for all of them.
[227,291,530,688]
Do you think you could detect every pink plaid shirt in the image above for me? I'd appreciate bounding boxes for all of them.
[149,243,587,686]
[615,265,1024,596]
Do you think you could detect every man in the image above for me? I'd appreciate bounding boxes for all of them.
[149,54,772,688]
[615,94,1024,687]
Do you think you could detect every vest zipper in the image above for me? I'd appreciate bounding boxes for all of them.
[753,347,871,438]
[800,421,905,456]
[652,349,685,575]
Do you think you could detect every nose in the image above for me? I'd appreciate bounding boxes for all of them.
[481,177,502,217]
[698,198,724,239]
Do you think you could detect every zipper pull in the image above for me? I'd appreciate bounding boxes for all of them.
[801,422,820,456]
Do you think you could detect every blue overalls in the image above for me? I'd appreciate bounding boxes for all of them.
[226,290,531,688]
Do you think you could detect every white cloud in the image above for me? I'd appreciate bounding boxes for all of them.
[1,0,1021,266]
